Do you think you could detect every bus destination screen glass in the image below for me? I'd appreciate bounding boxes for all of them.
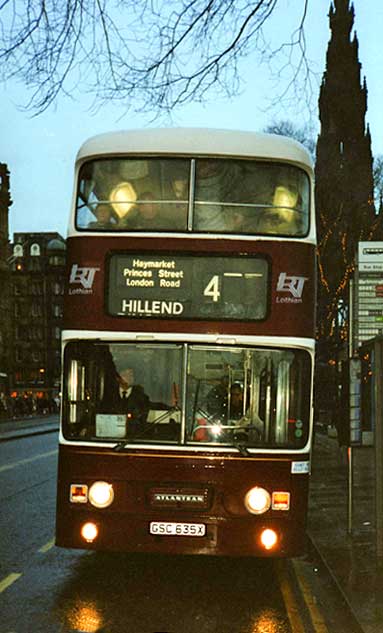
[108,254,268,321]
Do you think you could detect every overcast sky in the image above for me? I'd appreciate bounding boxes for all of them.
[2,0,382,239]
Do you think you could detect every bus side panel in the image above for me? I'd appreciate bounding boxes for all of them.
[55,445,310,557]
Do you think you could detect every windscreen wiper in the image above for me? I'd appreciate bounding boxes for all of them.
[113,440,129,452]
[140,406,180,436]
[113,407,180,450]
[231,438,250,457]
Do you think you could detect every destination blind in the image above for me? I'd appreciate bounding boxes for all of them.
[107,254,268,320]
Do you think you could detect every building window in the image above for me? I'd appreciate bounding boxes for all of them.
[15,325,30,341]
[31,282,42,295]
[30,243,41,256]
[13,244,23,257]
[31,302,43,317]
[53,304,63,318]
[29,258,41,272]
[30,327,43,340]
[13,260,24,272]
[49,255,65,266]
[53,282,63,295]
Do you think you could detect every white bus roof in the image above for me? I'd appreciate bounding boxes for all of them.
[76,128,313,172]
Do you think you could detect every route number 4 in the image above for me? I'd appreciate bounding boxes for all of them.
[204,275,221,302]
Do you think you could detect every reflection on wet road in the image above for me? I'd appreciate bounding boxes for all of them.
[0,431,293,633]
[0,429,356,633]
[55,553,291,633]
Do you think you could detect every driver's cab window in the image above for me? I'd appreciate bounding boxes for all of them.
[63,342,182,443]
[185,346,310,448]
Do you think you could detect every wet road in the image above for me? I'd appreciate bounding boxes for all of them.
[0,429,360,633]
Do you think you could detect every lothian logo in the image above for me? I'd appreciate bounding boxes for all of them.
[69,264,100,295]
[276,272,308,304]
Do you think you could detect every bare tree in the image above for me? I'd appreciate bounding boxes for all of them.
[264,119,316,158]
[0,0,313,115]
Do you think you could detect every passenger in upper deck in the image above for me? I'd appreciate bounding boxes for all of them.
[194,159,228,231]
[257,208,302,235]
[87,203,117,230]
[125,191,173,230]
[256,185,305,235]
[171,176,188,202]
[169,175,189,227]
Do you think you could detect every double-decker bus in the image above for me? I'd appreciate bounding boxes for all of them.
[56,128,316,557]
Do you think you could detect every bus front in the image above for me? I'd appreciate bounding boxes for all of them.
[56,128,316,557]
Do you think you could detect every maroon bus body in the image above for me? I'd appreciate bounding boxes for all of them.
[56,446,309,556]
[56,235,315,556]
[64,236,316,338]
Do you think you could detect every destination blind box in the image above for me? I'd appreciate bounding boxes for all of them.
[107,253,268,321]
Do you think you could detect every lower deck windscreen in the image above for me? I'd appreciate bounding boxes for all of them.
[63,342,311,449]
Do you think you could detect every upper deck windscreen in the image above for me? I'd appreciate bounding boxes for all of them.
[76,158,309,236]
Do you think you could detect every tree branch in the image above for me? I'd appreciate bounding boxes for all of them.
[0,0,313,116]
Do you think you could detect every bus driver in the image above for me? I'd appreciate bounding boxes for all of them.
[102,367,150,434]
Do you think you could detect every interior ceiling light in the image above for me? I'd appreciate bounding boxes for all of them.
[110,181,137,219]
[273,186,298,210]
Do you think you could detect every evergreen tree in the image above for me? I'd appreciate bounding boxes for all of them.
[315,0,376,361]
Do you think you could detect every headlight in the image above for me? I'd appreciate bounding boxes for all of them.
[88,481,114,508]
[244,486,271,515]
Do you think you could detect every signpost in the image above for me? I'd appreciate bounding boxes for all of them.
[352,245,383,551]
[354,242,383,348]
[373,338,383,559]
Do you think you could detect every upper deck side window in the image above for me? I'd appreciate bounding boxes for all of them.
[75,157,310,237]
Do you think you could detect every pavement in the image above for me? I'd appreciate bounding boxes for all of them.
[0,413,59,441]
[1,414,382,632]
[308,431,383,633]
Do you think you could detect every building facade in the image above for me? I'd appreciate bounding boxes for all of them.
[9,232,66,414]
[0,164,12,414]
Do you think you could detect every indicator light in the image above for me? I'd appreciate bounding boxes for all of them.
[70,484,88,503]
[272,491,290,511]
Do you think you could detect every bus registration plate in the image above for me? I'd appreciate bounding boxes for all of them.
[149,521,206,537]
